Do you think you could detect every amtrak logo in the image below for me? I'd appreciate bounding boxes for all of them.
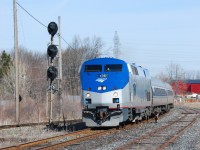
[96,78,107,83]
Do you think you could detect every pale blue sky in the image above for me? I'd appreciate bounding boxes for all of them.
[1,0,200,76]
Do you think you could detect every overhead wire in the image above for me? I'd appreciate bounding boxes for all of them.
[16,2,47,29]
[16,1,74,49]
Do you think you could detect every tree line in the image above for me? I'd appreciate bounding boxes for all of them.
[1,38,200,100]
[156,63,200,83]
[0,36,103,100]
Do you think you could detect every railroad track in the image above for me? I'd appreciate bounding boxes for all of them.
[41,113,169,150]
[179,106,200,114]
[1,128,113,150]
[0,122,48,130]
[1,112,169,150]
[0,119,82,131]
[115,112,199,150]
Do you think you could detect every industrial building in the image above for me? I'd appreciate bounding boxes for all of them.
[171,80,200,98]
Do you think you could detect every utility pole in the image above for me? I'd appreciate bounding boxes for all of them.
[13,0,20,125]
[58,16,63,120]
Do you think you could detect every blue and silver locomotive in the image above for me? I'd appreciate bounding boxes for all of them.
[80,57,174,127]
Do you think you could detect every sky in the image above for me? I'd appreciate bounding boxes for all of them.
[1,0,200,76]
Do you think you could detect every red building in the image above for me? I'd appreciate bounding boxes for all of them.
[171,80,200,95]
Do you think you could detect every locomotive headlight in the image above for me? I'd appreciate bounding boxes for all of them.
[113,92,118,97]
[103,86,106,90]
[86,93,91,98]
[98,86,102,90]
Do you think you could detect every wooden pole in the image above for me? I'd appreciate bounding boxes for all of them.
[14,0,20,125]
[58,16,63,120]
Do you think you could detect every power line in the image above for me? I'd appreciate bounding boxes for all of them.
[58,33,75,50]
[16,2,74,49]
[16,2,47,29]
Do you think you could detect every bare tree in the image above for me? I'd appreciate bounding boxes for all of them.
[18,47,47,101]
[0,65,15,99]
[62,35,103,96]
[196,71,200,79]
[155,71,169,83]
[156,63,189,96]
[166,63,185,81]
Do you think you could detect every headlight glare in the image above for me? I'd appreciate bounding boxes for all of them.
[86,93,90,98]
[113,92,118,97]
[98,86,102,90]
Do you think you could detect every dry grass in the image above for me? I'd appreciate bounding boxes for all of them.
[0,95,82,126]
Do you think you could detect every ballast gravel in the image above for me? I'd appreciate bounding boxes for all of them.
[64,103,200,150]
[1,103,200,150]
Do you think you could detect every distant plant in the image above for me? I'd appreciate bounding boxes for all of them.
[0,50,14,98]
[0,50,13,79]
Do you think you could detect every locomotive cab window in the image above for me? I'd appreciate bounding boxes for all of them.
[137,66,145,77]
[132,66,138,75]
[105,64,122,72]
[85,65,102,72]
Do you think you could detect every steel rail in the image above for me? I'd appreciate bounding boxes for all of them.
[115,113,198,150]
[1,128,92,150]
[0,119,81,130]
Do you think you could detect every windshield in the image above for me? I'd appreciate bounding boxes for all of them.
[85,65,102,72]
[104,64,122,72]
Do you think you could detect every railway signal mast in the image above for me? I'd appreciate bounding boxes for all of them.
[47,22,58,124]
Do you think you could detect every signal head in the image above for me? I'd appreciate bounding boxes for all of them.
[47,66,58,82]
[47,44,58,60]
[48,22,58,37]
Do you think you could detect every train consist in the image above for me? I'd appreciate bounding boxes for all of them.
[80,57,174,127]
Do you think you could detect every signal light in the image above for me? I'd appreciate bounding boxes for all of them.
[47,44,58,62]
[48,22,58,37]
[47,66,58,82]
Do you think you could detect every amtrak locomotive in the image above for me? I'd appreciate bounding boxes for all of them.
[80,58,174,127]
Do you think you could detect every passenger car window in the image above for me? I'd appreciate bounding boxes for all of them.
[153,87,167,96]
